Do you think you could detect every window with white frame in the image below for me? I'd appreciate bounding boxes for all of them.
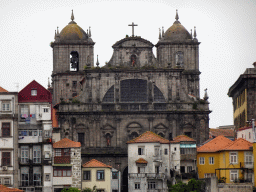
[33,167,41,186]
[245,151,253,165]
[209,157,214,165]
[20,105,29,118]
[4,178,10,185]
[2,102,10,111]
[137,167,145,173]
[204,173,216,178]
[45,173,51,181]
[45,130,51,138]
[187,166,192,172]
[31,89,37,96]
[199,157,205,165]
[33,145,41,163]
[154,147,160,156]
[43,108,49,113]
[135,182,140,189]
[21,146,29,163]
[138,147,144,155]
[230,170,238,182]
[148,182,156,189]
[230,152,238,164]
[21,167,29,186]
[44,151,50,159]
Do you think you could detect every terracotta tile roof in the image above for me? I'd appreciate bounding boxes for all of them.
[197,135,233,152]
[53,138,81,148]
[0,185,23,191]
[238,126,252,131]
[82,159,112,168]
[0,86,8,92]
[171,135,196,143]
[136,158,148,164]
[223,138,252,151]
[209,128,234,138]
[126,131,170,144]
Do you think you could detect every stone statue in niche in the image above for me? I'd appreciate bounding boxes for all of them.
[131,55,136,67]
[106,133,111,146]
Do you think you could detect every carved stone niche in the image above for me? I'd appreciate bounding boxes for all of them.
[153,123,168,138]
[127,122,142,140]
[101,124,116,147]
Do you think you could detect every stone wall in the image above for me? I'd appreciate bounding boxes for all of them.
[71,147,81,189]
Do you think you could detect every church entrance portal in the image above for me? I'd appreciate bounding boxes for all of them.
[122,166,128,192]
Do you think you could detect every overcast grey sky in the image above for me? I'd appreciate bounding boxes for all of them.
[1,0,256,128]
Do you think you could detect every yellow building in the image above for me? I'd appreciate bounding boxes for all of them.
[82,159,113,192]
[197,136,253,183]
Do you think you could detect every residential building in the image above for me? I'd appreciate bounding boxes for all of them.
[209,128,235,140]
[18,80,53,192]
[127,131,170,192]
[197,135,253,183]
[171,135,197,180]
[0,87,19,188]
[82,159,121,192]
[52,138,81,192]
[237,126,253,142]
[228,62,256,130]
[51,10,210,191]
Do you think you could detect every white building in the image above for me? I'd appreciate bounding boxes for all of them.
[237,126,253,143]
[0,87,18,188]
[127,131,170,192]
[18,80,53,192]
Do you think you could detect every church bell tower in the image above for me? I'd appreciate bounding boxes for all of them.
[51,10,95,105]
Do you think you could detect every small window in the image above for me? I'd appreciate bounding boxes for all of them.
[209,157,214,165]
[44,151,50,159]
[154,147,159,156]
[4,178,10,185]
[137,167,145,173]
[78,133,85,145]
[148,182,156,189]
[112,172,118,179]
[97,170,104,180]
[135,183,140,189]
[2,152,11,166]
[138,147,144,155]
[249,132,251,139]
[164,148,168,155]
[55,149,61,156]
[43,108,49,113]
[2,103,10,111]
[230,152,237,164]
[230,170,238,182]
[174,147,176,151]
[187,166,192,172]
[199,157,205,165]
[83,171,91,180]
[2,122,10,137]
[45,173,51,181]
[31,89,37,96]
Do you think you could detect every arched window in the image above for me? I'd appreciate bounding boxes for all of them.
[120,79,147,102]
[175,51,183,66]
[103,86,114,103]
[70,51,79,71]
[129,132,139,140]
[158,132,165,138]
[154,85,165,102]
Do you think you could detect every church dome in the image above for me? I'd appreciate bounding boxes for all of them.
[59,21,88,41]
[163,21,192,42]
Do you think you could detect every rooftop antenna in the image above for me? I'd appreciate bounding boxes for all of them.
[14,83,19,92]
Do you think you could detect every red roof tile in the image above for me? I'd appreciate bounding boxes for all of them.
[209,129,234,138]
[223,138,252,151]
[171,135,196,143]
[127,131,170,144]
[82,159,112,168]
[0,185,23,191]
[136,158,148,164]
[53,138,81,148]
[0,86,8,92]
[197,135,233,152]
[238,126,252,131]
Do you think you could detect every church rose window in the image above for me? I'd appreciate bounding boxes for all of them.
[120,79,147,102]
[103,86,114,102]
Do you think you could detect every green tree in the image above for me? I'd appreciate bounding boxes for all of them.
[169,179,205,192]
[61,188,80,192]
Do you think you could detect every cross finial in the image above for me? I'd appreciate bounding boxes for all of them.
[71,10,74,21]
[128,22,138,37]
[175,9,179,21]
[159,28,162,40]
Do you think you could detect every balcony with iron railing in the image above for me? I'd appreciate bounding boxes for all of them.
[54,156,71,164]
[240,162,254,169]
[129,173,166,180]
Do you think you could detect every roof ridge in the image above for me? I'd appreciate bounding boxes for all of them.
[82,159,112,168]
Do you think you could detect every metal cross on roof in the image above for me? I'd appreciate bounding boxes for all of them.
[128,22,138,37]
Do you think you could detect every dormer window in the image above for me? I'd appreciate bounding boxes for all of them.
[31,89,37,96]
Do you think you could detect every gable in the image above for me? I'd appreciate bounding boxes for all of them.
[18,80,52,103]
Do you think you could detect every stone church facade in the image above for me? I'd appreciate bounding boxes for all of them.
[51,10,210,190]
